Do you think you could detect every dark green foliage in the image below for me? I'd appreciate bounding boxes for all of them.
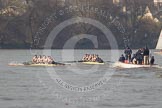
[0,0,162,49]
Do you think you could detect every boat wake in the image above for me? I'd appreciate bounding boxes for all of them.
[8,61,24,66]
[155,65,162,69]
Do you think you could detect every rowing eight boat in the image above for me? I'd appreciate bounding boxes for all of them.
[8,62,65,67]
[81,62,105,65]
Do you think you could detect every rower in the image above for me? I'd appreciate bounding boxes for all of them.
[42,55,46,64]
[32,55,37,64]
[83,54,89,62]
[93,55,98,62]
[37,55,42,64]
[96,57,103,63]
[47,56,55,64]
[88,55,92,62]
[44,56,48,64]
[40,55,43,64]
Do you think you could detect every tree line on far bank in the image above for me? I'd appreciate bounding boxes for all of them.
[0,0,161,49]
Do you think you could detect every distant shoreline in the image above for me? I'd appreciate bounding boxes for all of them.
[0,44,157,50]
[0,48,158,50]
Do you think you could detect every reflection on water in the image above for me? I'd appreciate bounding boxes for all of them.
[0,50,162,108]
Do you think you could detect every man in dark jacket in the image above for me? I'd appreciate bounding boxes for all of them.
[124,46,132,61]
[143,46,150,56]
[143,46,150,65]
[136,49,143,64]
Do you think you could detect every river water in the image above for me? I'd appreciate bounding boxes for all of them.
[0,49,162,108]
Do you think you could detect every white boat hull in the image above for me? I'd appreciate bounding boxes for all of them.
[113,62,158,69]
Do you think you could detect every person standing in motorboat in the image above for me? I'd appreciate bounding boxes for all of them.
[143,46,150,65]
[124,46,132,62]
[136,49,143,64]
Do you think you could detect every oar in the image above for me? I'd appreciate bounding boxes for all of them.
[105,61,115,63]
[64,60,114,64]
[63,60,84,63]
[53,62,66,65]
[63,61,79,63]
[23,61,32,65]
